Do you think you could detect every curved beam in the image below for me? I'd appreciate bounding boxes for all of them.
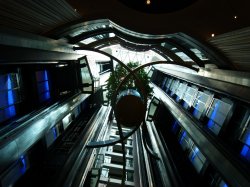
[176,32,235,69]
[164,38,204,67]
[88,37,153,52]
[70,27,166,45]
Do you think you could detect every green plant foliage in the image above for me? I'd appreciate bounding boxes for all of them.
[106,62,152,104]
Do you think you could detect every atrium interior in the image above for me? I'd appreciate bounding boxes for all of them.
[0,1,250,187]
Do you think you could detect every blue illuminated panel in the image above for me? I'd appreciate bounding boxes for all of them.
[165,78,173,92]
[206,99,232,135]
[0,74,17,123]
[175,83,188,102]
[36,70,50,102]
[182,86,198,109]
[172,121,180,134]
[241,131,250,161]
[169,80,180,96]
[161,77,168,89]
[20,155,27,174]
[219,179,228,187]
[192,91,211,120]
[188,146,206,173]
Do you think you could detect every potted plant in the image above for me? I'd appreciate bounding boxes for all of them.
[106,62,153,127]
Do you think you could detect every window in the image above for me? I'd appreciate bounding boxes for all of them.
[206,98,233,135]
[0,73,21,123]
[192,91,212,120]
[218,179,228,187]
[101,168,109,178]
[126,158,133,167]
[188,145,206,173]
[36,70,50,102]
[240,114,250,161]
[79,57,93,93]
[126,171,134,181]
[175,82,188,102]
[182,86,198,109]
[179,130,194,151]
[169,79,180,96]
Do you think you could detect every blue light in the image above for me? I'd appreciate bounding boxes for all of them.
[44,81,50,91]
[6,105,16,117]
[52,127,57,140]
[43,70,48,81]
[183,102,189,109]
[176,96,180,102]
[172,121,179,133]
[240,145,249,157]
[193,109,199,118]
[20,155,27,174]
[7,74,14,105]
[191,147,199,161]
[207,101,220,131]
[179,131,186,143]
[207,119,214,128]
[7,74,16,117]
[223,184,228,187]
[245,133,250,146]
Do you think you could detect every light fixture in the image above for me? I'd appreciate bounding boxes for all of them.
[146,97,160,122]
[234,15,238,19]
[211,33,215,37]
[146,0,151,5]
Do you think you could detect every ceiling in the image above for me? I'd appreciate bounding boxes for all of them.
[0,0,249,41]
[66,0,250,41]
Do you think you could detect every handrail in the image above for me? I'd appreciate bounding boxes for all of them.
[54,106,111,187]
[0,93,90,173]
[152,84,250,187]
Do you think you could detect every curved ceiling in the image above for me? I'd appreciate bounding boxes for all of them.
[0,0,249,41]
[118,0,199,14]
[66,0,250,40]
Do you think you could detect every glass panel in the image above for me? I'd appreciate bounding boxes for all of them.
[0,89,19,108]
[182,86,198,108]
[172,121,180,134]
[175,82,188,101]
[206,98,233,135]
[0,105,16,123]
[126,171,134,181]
[126,158,133,167]
[80,33,115,45]
[0,73,20,123]
[218,179,228,187]
[170,36,209,61]
[101,168,109,178]
[162,43,193,62]
[36,70,48,82]
[37,81,50,94]
[101,44,166,66]
[169,79,180,96]
[188,145,206,173]
[80,58,93,92]
[39,91,50,102]
[240,116,250,161]
[192,91,212,120]
[179,130,193,150]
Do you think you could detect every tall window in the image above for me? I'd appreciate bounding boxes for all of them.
[206,98,233,135]
[240,114,250,161]
[0,73,20,123]
[36,70,50,102]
